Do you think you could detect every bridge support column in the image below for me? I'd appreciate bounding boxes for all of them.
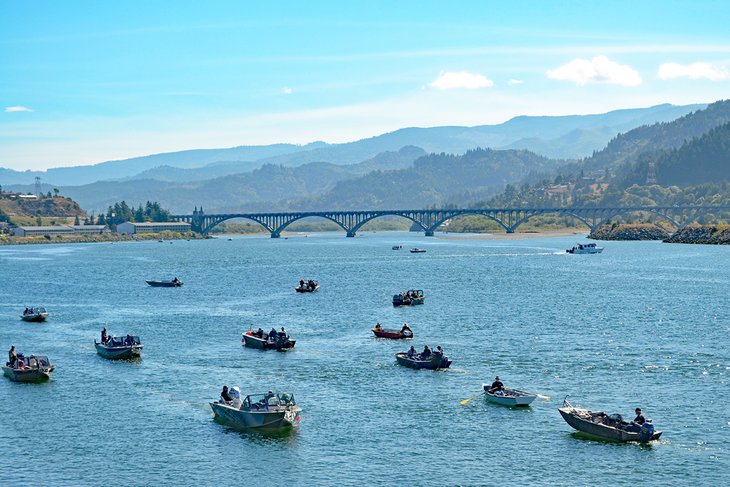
[346,231,356,237]
[271,232,280,238]
[424,230,435,236]
[506,228,515,234]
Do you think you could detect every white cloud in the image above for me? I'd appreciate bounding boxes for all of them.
[5,106,33,112]
[281,86,293,95]
[429,71,493,90]
[658,62,730,81]
[507,79,523,85]
[547,55,642,86]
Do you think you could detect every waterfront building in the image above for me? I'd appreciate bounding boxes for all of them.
[116,221,191,234]
[13,224,108,237]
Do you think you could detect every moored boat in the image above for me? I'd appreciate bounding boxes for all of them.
[21,307,49,322]
[395,348,451,370]
[95,335,143,360]
[146,278,183,287]
[482,386,537,407]
[295,279,319,293]
[392,290,424,306]
[392,245,402,250]
[242,328,296,351]
[210,390,301,430]
[566,243,603,254]
[558,398,661,442]
[410,248,426,253]
[3,354,54,382]
[372,324,413,339]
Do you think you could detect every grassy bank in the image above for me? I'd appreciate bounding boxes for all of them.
[0,231,203,246]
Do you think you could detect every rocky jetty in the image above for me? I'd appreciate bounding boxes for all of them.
[663,224,730,244]
[589,223,671,241]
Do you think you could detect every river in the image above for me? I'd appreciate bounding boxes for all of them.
[0,232,728,485]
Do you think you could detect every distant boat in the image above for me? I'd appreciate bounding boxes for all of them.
[372,325,413,339]
[392,245,402,250]
[295,280,319,293]
[392,290,424,307]
[242,330,296,351]
[566,243,603,254]
[95,335,143,360]
[210,391,301,430]
[395,350,451,370]
[558,398,661,442]
[410,248,426,253]
[146,279,183,287]
[482,386,537,407]
[2,354,54,382]
[21,307,48,322]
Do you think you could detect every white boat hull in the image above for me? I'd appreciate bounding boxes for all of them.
[484,389,537,407]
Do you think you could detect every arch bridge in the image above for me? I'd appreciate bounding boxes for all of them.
[172,206,730,237]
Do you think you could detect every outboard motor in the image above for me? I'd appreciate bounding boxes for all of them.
[639,419,655,441]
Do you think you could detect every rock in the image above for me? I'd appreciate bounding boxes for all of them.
[589,223,671,241]
[663,224,730,244]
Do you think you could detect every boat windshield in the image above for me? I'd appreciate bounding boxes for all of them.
[243,392,296,410]
[106,336,141,346]
[18,355,50,368]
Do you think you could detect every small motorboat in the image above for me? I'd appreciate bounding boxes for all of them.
[482,385,537,407]
[3,354,54,382]
[372,325,413,339]
[395,349,451,370]
[392,245,402,250]
[95,335,143,360]
[21,307,49,322]
[410,248,426,253]
[146,278,183,287]
[558,398,661,442]
[392,290,424,306]
[210,390,301,430]
[566,243,603,254]
[242,329,296,351]
[295,280,319,293]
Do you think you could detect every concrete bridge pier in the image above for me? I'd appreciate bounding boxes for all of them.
[271,232,280,238]
[424,230,435,236]
[346,231,356,237]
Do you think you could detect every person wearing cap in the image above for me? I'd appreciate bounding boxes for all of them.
[487,376,504,394]
[632,408,645,426]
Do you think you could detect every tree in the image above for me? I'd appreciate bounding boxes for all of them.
[35,216,42,226]
[74,215,81,226]
[53,188,60,197]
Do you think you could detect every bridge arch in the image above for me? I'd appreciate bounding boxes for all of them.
[597,208,681,230]
[271,214,350,238]
[427,210,511,235]
[201,215,274,235]
[349,211,427,236]
[507,210,598,233]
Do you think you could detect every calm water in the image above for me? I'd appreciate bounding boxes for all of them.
[0,232,728,486]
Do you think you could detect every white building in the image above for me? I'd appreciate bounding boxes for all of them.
[72,225,107,235]
[14,225,76,237]
[116,221,191,234]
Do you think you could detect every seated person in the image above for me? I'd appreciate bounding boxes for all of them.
[623,408,646,432]
[433,345,443,356]
[220,385,232,404]
[268,328,278,339]
[407,346,416,357]
[488,376,504,393]
[374,323,382,331]
[421,345,431,358]
[401,323,411,333]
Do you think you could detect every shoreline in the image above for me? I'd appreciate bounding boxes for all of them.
[0,231,203,246]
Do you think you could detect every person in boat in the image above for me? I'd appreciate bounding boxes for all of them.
[407,346,416,357]
[220,385,232,404]
[421,345,431,358]
[101,328,108,344]
[308,280,315,289]
[8,346,17,367]
[268,328,278,340]
[255,327,264,338]
[621,407,646,432]
[374,323,382,331]
[299,279,305,289]
[488,376,504,394]
[401,323,411,333]
[172,277,180,284]
[278,327,287,339]
[434,345,443,356]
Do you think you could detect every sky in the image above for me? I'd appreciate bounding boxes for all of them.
[1,0,730,170]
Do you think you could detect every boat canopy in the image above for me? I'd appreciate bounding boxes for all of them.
[16,355,51,367]
[243,392,296,410]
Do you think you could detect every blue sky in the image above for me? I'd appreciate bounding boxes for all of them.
[2,0,730,170]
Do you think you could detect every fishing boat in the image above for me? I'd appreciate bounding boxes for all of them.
[392,290,424,306]
[395,350,451,370]
[558,398,661,442]
[145,278,183,287]
[392,245,402,250]
[410,248,426,253]
[566,243,603,254]
[482,386,537,407]
[242,329,296,351]
[21,307,49,322]
[2,354,54,382]
[95,335,143,360]
[295,280,319,293]
[372,325,413,339]
[210,391,301,430]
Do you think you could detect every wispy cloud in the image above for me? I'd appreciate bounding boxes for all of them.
[658,62,730,81]
[429,71,493,90]
[507,79,523,85]
[281,86,293,95]
[5,106,33,113]
[547,56,642,86]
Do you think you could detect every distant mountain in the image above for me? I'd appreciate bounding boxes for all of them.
[0,103,704,186]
